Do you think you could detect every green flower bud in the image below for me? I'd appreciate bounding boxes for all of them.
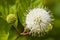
[6,14,16,24]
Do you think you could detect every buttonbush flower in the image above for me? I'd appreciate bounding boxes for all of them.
[25,8,53,36]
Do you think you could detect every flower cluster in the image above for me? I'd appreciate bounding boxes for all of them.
[26,8,53,36]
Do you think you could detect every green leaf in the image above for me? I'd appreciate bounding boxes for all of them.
[18,0,31,27]
[8,27,18,40]
[17,36,27,40]
[0,18,11,40]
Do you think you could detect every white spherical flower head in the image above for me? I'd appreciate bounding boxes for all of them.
[26,8,53,36]
[6,14,16,24]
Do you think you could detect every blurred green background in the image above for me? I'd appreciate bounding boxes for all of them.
[0,0,60,40]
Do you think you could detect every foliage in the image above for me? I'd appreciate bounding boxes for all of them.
[0,0,60,40]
